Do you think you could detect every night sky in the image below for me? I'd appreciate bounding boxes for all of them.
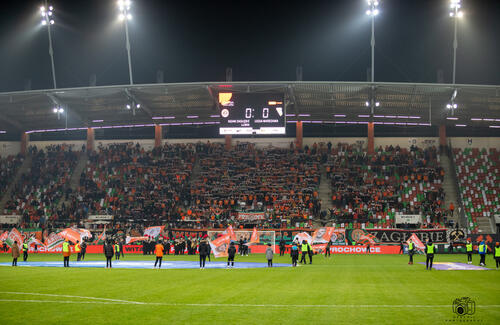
[1,0,499,92]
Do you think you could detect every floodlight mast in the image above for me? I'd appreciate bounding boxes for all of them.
[366,0,379,84]
[450,0,463,85]
[40,0,57,89]
[118,0,134,85]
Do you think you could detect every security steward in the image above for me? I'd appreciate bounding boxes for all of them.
[75,240,82,261]
[494,242,500,269]
[466,240,473,264]
[199,236,210,269]
[408,240,414,265]
[62,239,71,267]
[425,240,435,270]
[115,241,120,260]
[22,241,29,262]
[300,240,309,264]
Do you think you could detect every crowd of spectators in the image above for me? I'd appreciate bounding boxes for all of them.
[0,154,23,196]
[326,144,446,229]
[3,145,78,226]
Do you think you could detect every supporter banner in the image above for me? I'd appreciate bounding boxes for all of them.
[144,226,165,238]
[223,225,237,241]
[58,228,90,243]
[329,245,400,254]
[126,236,148,244]
[465,233,500,251]
[0,215,21,224]
[93,226,107,243]
[0,231,8,242]
[395,214,422,224]
[293,232,312,245]
[311,227,336,244]
[5,228,23,249]
[209,234,231,258]
[245,227,259,245]
[237,212,266,221]
[365,229,448,244]
[330,229,347,246]
[45,232,64,249]
[407,233,425,252]
[26,236,45,248]
[349,229,379,245]
[88,215,114,221]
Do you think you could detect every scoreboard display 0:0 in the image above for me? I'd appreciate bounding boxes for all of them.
[218,92,286,135]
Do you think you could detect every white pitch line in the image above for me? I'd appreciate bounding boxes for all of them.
[0,292,145,305]
[0,296,499,309]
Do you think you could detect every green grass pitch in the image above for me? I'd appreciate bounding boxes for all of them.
[0,252,499,324]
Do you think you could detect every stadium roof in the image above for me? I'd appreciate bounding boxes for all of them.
[0,81,499,134]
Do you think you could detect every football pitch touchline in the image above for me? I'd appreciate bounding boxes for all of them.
[1,293,500,309]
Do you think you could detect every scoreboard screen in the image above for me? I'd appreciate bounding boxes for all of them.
[218,92,286,135]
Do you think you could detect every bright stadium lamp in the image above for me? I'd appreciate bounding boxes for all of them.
[117,0,134,84]
[40,1,57,89]
[449,0,464,84]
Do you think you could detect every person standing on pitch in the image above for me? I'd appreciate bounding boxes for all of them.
[81,241,87,261]
[227,242,236,268]
[366,243,371,254]
[325,240,331,258]
[494,242,500,269]
[22,241,28,262]
[307,241,313,264]
[11,241,20,266]
[62,239,71,267]
[399,241,404,254]
[291,241,299,267]
[408,239,414,265]
[478,240,487,266]
[466,240,473,264]
[425,240,435,270]
[154,240,164,269]
[114,241,120,260]
[300,240,308,264]
[199,235,210,269]
[279,237,286,256]
[75,240,81,261]
[120,240,124,259]
[104,240,114,268]
[266,243,274,267]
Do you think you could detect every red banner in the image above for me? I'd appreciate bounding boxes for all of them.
[328,245,400,254]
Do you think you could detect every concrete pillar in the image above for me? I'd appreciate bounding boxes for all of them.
[155,125,162,148]
[87,128,94,152]
[367,122,374,155]
[296,121,303,149]
[225,135,232,150]
[439,125,446,147]
[21,132,29,155]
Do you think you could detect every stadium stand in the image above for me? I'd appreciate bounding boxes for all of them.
[3,145,78,225]
[0,154,23,197]
[326,144,446,229]
[454,147,499,233]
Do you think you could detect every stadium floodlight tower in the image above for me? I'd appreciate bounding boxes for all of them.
[40,2,57,89]
[365,0,379,84]
[118,0,134,85]
[449,0,464,85]
[365,1,380,114]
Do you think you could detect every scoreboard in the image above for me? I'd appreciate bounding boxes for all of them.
[218,92,286,135]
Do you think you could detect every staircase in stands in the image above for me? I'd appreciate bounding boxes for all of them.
[439,152,461,227]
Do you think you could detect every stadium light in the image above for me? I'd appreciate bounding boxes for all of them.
[118,0,134,85]
[365,0,380,83]
[52,106,64,120]
[449,0,464,84]
[40,1,57,89]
